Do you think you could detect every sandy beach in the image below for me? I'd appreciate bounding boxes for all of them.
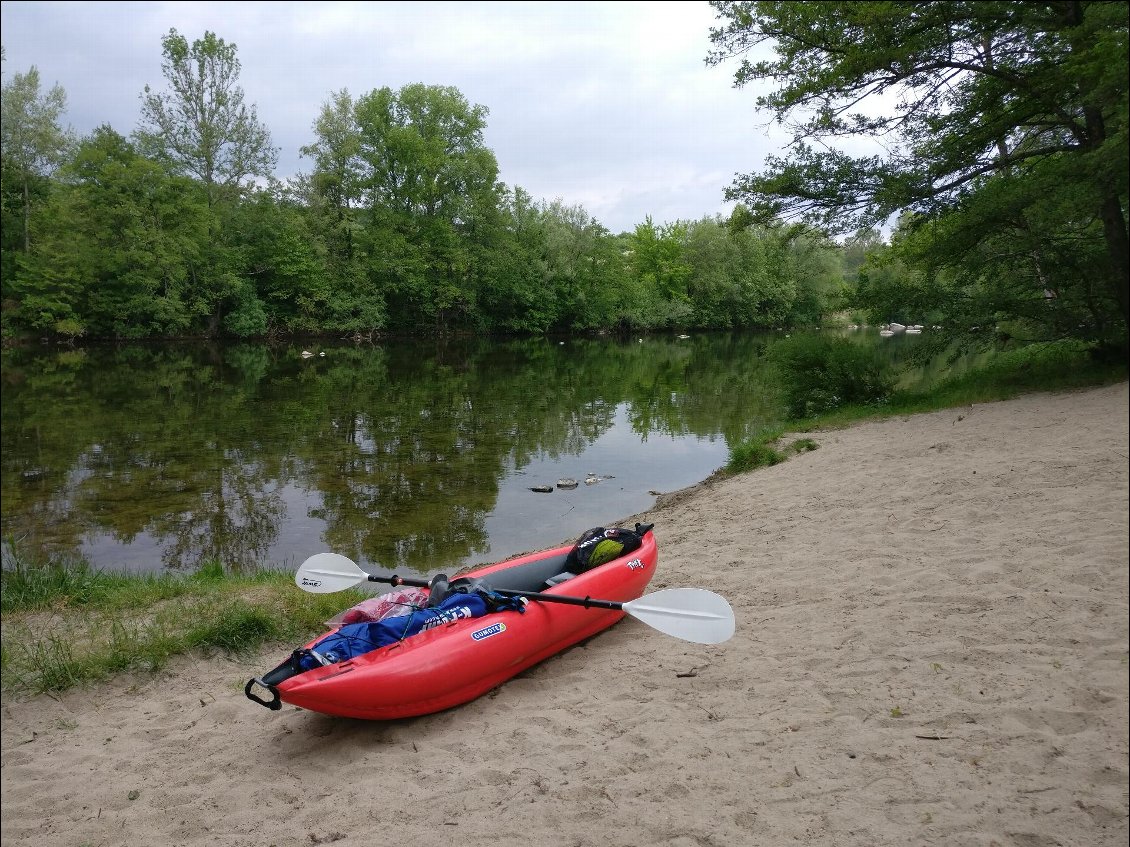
[2,381,1127,847]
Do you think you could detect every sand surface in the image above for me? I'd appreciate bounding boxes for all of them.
[3,382,1127,846]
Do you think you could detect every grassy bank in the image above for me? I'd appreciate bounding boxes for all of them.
[726,339,1128,473]
[0,555,364,696]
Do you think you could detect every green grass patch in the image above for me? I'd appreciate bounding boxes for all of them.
[727,437,787,473]
[724,433,820,473]
[809,340,1126,428]
[0,548,365,696]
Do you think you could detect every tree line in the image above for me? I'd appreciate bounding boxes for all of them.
[3,2,1126,355]
[0,32,846,342]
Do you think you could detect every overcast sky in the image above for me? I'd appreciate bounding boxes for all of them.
[1,0,791,234]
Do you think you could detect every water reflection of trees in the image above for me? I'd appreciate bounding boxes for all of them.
[1,334,807,573]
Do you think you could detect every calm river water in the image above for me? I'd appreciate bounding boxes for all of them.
[0,331,915,577]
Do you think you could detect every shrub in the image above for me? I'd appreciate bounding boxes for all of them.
[768,334,895,419]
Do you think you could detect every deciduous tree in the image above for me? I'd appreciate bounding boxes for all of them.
[14,126,210,338]
[0,64,71,251]
[135,29,278,205]
[353,83,502,330]
[708,1,1129,339]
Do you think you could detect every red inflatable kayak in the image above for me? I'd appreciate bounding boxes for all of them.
[246,526,658,720]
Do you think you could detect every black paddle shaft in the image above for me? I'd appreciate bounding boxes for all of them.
[377,573,625,612]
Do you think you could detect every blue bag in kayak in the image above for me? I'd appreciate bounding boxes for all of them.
[298,589,524,671]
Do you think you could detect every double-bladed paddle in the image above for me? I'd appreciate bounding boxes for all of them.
[295,552,735,645]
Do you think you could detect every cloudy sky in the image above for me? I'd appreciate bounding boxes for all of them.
[1,0,793,234]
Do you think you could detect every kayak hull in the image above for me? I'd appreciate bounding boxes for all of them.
[267,531,657,720]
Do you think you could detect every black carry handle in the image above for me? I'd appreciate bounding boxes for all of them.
[245,677,282,710]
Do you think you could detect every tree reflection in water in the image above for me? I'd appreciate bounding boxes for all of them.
[2,333,911,575]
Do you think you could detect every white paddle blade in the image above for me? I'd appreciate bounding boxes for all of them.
[296,552,368,593]
[623,588,736,644]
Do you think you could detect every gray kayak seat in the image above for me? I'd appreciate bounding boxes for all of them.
[448,553,573,594]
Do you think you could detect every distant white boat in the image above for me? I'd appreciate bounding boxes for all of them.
[888,322,906,332]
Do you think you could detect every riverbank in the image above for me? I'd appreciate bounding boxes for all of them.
[2,381,1127,846]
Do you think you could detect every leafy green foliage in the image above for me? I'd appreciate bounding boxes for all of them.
[0,64,72,254]
[11,127,211,337]
[2,26,870,341]
[12,16,1122,347]
[916,339,1128,406]
[709,0,1129,347]
[349,83,502,332]
[632,218,693,304]
[134,29,278,202]
[224,193,325,333]
[767,333,895,419]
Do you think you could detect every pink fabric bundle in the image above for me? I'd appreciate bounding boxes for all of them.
[336,588,430,625]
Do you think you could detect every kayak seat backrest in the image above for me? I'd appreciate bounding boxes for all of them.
[450,553,571,595]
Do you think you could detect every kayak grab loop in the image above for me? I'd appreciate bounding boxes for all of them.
[244,647,335,710]
[245,677,282,711]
